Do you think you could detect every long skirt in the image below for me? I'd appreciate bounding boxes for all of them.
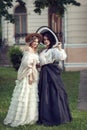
[4,76,39,127]
[38,64,72,126]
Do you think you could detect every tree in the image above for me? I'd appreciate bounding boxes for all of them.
[0,0,81,22]
[34,0,81,16]
[0,0,25,22]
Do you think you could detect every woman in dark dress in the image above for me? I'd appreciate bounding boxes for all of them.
[36,26,72,126]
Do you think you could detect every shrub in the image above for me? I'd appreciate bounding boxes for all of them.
[8,46,23,71]
[38,43,46,53]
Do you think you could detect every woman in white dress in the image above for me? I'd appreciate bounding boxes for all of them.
[36,26,72,126]
[4,33,42,127]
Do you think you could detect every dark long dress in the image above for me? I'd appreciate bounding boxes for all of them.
[38,63,72,126]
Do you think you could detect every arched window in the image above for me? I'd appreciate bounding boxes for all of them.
[14,5,27,40]
[48,8,63,42]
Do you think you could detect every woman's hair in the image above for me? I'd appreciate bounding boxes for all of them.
[43,32,56,49]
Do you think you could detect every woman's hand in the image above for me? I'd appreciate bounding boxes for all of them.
[58,42,62,51]
[29,75,33,85]
[36,63,40,68]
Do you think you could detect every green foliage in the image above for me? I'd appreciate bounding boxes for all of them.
[0,0,81,23]
[38,43,46,53]
[8,46,23,71]
[0,0,25,23]
[34,0,81,16]
[0,17,2,38]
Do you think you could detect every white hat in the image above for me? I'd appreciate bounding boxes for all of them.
[36,26,59,47]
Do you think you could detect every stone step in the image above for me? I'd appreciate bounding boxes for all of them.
[0,45,12,66]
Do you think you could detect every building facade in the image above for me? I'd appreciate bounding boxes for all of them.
[64,0,87,71]
[1,0,87,71]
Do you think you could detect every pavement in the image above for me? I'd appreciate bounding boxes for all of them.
[78,70,87,110]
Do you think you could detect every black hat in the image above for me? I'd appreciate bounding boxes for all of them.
[36,26,59,47]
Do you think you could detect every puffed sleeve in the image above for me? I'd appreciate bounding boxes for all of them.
[52,48,67,61]
[17,51,34,80]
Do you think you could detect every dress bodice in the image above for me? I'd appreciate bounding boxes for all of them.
[39,48,67,66]
[20,51,39,68]
[17,51,39,81]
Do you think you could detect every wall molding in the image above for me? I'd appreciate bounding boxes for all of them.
[64,43,87,48]
[65,63,87,67]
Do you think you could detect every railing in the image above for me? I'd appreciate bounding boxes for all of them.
[14,33,28,44]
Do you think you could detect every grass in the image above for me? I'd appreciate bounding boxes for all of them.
[0,67,87,130]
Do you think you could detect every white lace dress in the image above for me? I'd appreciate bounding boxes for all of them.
[4,51,39,127]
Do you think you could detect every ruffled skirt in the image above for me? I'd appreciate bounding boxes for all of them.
[4,76,39,127]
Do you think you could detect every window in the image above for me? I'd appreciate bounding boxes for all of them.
[14,5,27,38]
[48,8,63,42]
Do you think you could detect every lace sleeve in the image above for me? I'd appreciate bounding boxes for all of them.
[52,48,67,61]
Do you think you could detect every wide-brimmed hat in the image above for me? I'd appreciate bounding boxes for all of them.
[36,26,59,47]
[25,33,42,43]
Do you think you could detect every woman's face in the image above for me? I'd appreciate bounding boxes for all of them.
[43,36,50,47]
[30,38,39,48]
